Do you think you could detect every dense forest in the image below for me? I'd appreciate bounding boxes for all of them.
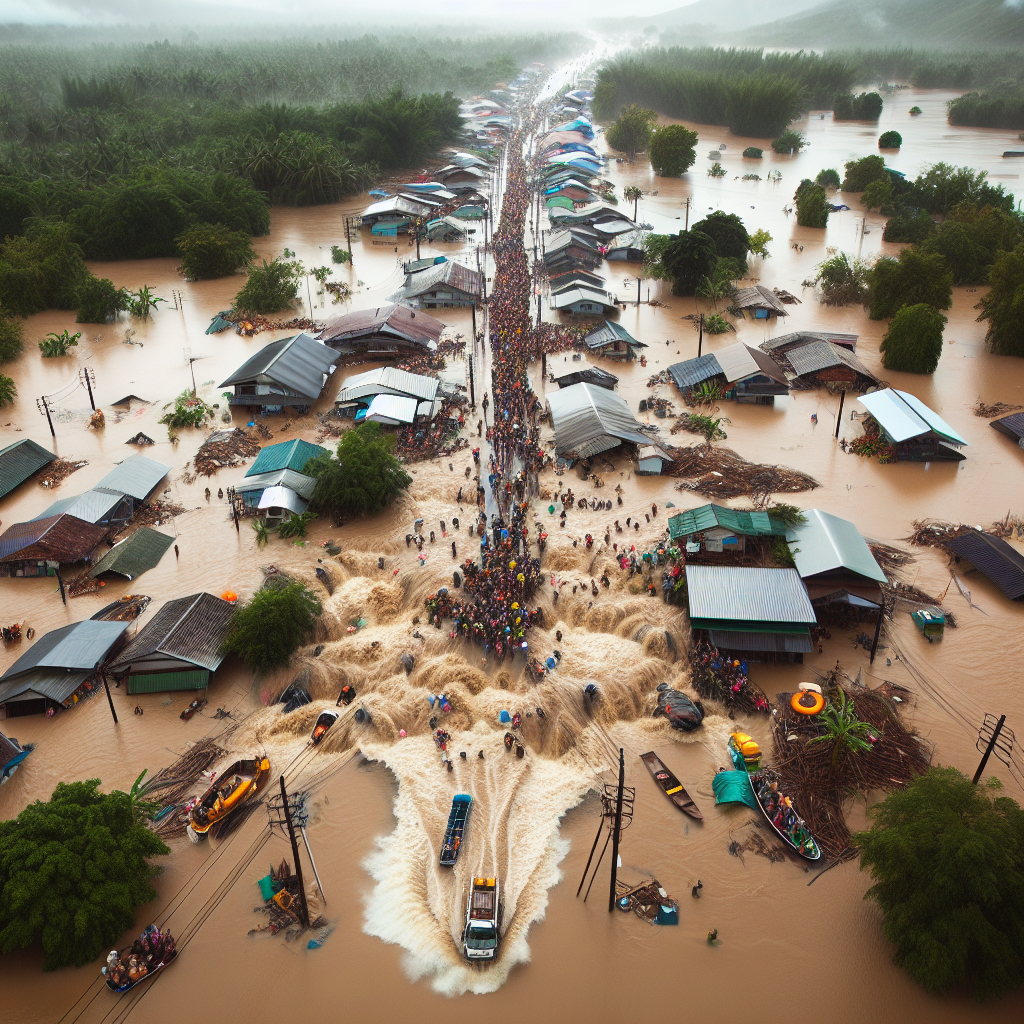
[593,46,1024,134]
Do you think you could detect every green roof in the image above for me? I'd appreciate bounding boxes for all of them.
[0,439,56,499]
[89,528,174,580]
[668,504,786,540]
[245,439,328,477]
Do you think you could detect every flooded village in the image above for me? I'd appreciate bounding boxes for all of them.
[1,6,1023,1024]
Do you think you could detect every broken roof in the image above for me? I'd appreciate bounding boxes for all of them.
[547,382,651,460]
[786,340,879,382]
[110,592,234,672]
[785,509,887,583]
[89,527,174,580]
[0,514,108,564]
[319,303,444,349]
[219,332,338,401]
[733,285,788,315]
[858,389,968,446]
[990,412,1024,445]
[0,438,56,499]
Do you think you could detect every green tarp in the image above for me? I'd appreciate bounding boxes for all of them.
[712,770,758,810]
[127,670,208,694]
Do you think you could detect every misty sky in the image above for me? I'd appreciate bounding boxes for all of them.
[0,0,697,25]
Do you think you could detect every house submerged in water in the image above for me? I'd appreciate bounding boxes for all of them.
[857,388,968,462]
[220,333,338,414]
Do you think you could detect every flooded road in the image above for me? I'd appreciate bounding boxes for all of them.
[1,67,1022,1024]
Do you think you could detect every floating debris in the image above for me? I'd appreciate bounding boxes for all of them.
[37,458,88,488]
[974,399,1022,418]
[191,427,262,477]
[125,432,155,446]
[667,442,819,498]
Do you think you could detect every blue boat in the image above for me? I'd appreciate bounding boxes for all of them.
[1,730,31,784]
[440,794,472,866]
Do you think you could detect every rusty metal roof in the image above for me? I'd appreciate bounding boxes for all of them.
[319,303,444,348]
[391,260,482,302]
[0,514,108,564]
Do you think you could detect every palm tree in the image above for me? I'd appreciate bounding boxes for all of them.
[252,518,271,548]
[624,185,643,220]
[807,690,878,769]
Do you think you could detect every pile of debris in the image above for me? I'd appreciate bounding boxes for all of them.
[146,739,230,840]
[234,315,323,336]
[974,399,1022,418]
[907,515,1024,548]
[667,443,819,499]
[111,500,186,539]
[125,432,155,446]
[771,669,932,860]
[37,458,88,488]
[249,859,325,939]
[91,595,152,621]
[192,428,262,477]
[614,878,679,924]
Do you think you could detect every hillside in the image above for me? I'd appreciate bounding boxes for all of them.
[735,0,1024,49]
[643,0,824,29]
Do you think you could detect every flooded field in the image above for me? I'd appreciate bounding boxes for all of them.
[1,63,1022,1024]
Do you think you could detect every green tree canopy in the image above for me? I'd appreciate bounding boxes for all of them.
[854,767,1023,1000]
[748,228,772,259]
[232,256,303,316]
[0,309,24,362]
[977,242,1024,357]
[691,211,750,273]
[0,221,92,317]
[662,229,719,297]
[642,233,675,280]
[878,130,903,148]
[883,211,937,244]
[220,579,322,675]
[834,91,883,121]
[648,125,698,177]
[843,154,887,192]
[771,130,805,154]
[880,303,946,374]
[868,248,953,320]
[861,176,893,212]
[816,168,841,189]
[919,204,1024,286]
[0,374,16,406]
[0,779,169,970]
[75,277,125,324]
[795,179,830,228]
[605,104,657,161]
[305,422,412,519]
[815,252,870,306]
[176,222,257,281]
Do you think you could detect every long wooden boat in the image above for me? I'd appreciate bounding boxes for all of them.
[187,756,269,838]
[180,699,206,721]
[639,751,703,820]
[728,734,821,861]
[311,710,339,745]
[440,794,472,866]
[103,925,177,993]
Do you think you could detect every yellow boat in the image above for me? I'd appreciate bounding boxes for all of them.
[188,756,270,839]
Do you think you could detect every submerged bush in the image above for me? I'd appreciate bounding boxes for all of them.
[881,304,946,374]
[742,147,763,158]
[0,310,24,362]
[842,155,887,192]
[833,92,883,121]
[649,125,698,176]
[0,221,91,317]
[878,130,903,148]
[232,257,303,316]
[0,373,16,406]
[977,242,1024,358]
[815,252,870,306]
[176,222,256,281]
[75,277,124,324]
[795,180,829,228]
[868,249,952,320]
[39,329,80,357]
[816,168,841,189]
[772,130,805,154]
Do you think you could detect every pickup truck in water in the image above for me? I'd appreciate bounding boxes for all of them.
[462,877,500,961]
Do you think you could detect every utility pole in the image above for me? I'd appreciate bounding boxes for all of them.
[188,357,198,396]
[684,196,691,231]
[101,673,118,724]
[279,776,310,927]
[835,391,846,440]
[468,354,476,407]
[345,217,354,268]
[868,603,884,664]
[697,313,704,358]
[415,219,421,261]
[37,395,56,438]
[973,715,1008,784]
[80,367,96,411]
[636,277,641,306]
[608,748,625,913]
[54,565,66,605]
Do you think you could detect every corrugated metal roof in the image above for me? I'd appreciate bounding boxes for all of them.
[258,485,308,514]
[0,439,56,499]
[361,196,433,219]
[0,514,108,563]
[552,288,617,311]
[991,412,1024,444]
[337,367,439,404]
[858,389,968,446]
[246,439,327,477]
[219,333,338,401]
[787,340,877,381]
[32,488,130,525]
[320,303,444,349]
[669,504,786,539]
[365,394,418,424]
[733,285,788,315]
[0,669,91,706]
[584,321,645,349]
[89,528,174,580]
[709,630,813,653]
[234,469,317,499]
[667,353,722,389]
[786,509,887,583]
[553,365,619,390]
[685,566,817,624]
[95,454,170,501]
[391,260,482,302]
[547,383,651,459]
[111,593,234,672]
[0,620,128,683]
[944,531,1024,600]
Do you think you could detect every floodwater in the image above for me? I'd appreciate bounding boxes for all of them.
[1,60,1023,1024]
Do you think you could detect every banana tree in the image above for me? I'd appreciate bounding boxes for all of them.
[807,690,878,769]
[125,285,165,320]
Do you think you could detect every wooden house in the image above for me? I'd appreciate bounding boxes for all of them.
[319,303,444,360]
[857,388,968,462]
[583,321,646,360]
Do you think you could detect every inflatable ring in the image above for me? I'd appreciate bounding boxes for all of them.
[791,690,825,715]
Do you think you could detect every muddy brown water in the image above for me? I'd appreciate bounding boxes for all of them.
[1,72,1022,1024]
